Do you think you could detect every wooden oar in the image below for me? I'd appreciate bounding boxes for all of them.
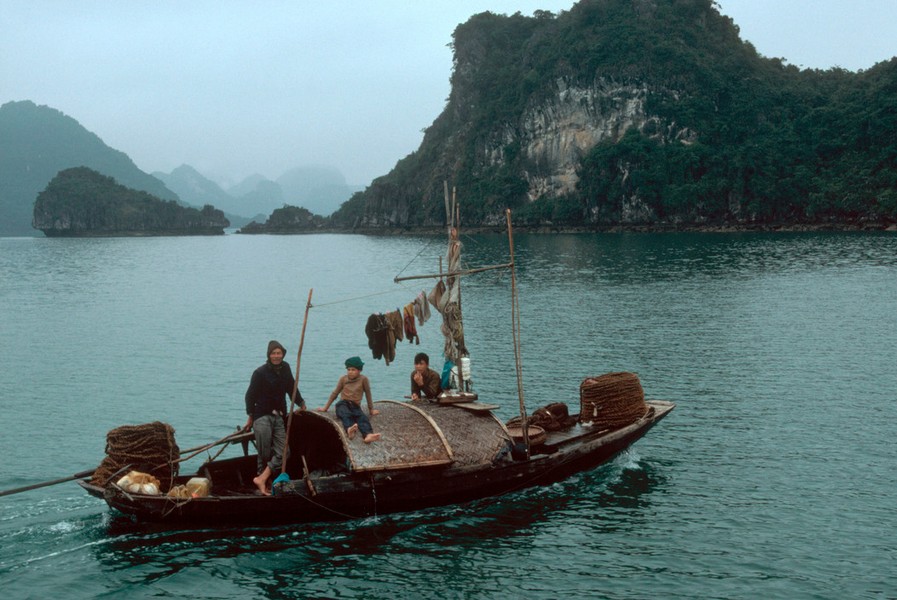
[0,430,254,497]
[279,288,314,479]
[0,470,96,497]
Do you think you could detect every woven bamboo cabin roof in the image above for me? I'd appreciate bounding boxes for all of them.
[292,400,510,474]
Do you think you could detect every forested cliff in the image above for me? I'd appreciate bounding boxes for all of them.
[331,0,897,230]
[0,101,182,236]
[33,167,229,236]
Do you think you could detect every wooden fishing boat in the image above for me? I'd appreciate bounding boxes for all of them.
[77,198,675,524]
[78,398,674,524]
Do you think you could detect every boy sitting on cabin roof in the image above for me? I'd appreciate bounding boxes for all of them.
[410,352,443,401]
[318,356,381,443]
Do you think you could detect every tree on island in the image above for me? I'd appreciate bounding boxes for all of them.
[33,167,229,236]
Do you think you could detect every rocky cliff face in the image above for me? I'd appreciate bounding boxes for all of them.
[347,75,691,228]
[486,77,667,200]
[334,0,896,230]
[334,4,702,229]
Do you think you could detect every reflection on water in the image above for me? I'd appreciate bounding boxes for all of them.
[467,231,897,286]
[92,451,658,569]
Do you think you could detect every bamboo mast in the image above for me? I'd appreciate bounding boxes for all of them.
[394,184,517,398]
[506,209,529,457]
[451,186,467,376]
[443,181,451,228]
[281,288,313,476]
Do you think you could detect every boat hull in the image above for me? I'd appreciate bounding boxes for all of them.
[79,401,674,525]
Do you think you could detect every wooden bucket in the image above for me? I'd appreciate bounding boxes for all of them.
[506,424,546,447]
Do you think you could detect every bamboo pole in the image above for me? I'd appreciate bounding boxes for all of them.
[281,288,314,475]
[506,208,529,458]
[0,430,255,497]
[443,181,451,227]
[394,262,512,282]
[0,470,96,497]
[172,430,255,464]
[452,192,467,376]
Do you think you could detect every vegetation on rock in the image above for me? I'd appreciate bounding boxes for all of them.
[33,167,229,236]
[331,0,897,230]
[237,205,326,233]
[0,100,181,236]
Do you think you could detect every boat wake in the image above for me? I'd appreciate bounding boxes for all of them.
[613,448,643,472]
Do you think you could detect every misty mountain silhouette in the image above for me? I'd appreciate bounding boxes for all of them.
[0,100,180,236]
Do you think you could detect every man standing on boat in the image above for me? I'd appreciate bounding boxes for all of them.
[244,340,304,495]
[410,352,442,400]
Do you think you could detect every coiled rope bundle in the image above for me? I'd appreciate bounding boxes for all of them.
[90,421,180,490]
[506,402,577,432]
[579,372,649,429]
[441,302,465,361]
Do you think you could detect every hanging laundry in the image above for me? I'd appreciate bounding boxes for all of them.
[428,280,446,314]
[385,310,404,343]
[403,303,419,345]
[384,325,396,365]
[364,313,391,360]
[381,310,402,364]
[414,290,431,326]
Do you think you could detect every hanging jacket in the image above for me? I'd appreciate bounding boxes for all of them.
[365,313,391,360]
[382,310,402,364]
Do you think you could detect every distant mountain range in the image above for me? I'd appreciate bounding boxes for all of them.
[0,101,179,236]
[153,164,361,224]
[0,100,360,236]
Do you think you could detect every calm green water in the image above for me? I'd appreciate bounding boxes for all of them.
[1,231,895,599]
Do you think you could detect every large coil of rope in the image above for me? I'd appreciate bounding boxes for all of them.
[579,372,649,429]
[90,421,180,491]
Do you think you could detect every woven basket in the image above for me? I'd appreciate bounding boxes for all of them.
[506,424,547,447]
[90,421,180,491]
[579,372,648,429]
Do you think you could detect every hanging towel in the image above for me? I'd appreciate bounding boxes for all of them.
[441,360,455,390]
[428,280,446,313]
[382,310,403,365]
[414,290,431,325]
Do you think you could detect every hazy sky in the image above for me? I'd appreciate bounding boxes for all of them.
[3,1,896,187]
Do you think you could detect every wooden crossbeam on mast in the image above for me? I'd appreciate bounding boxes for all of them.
[394,263,512,283]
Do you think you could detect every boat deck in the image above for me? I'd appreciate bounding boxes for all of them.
[542,422,611,449]
[541,400,673,451]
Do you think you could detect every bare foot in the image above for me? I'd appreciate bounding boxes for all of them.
[252,475,271,496]
[346,424,359,440]
[364,433,381,443]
